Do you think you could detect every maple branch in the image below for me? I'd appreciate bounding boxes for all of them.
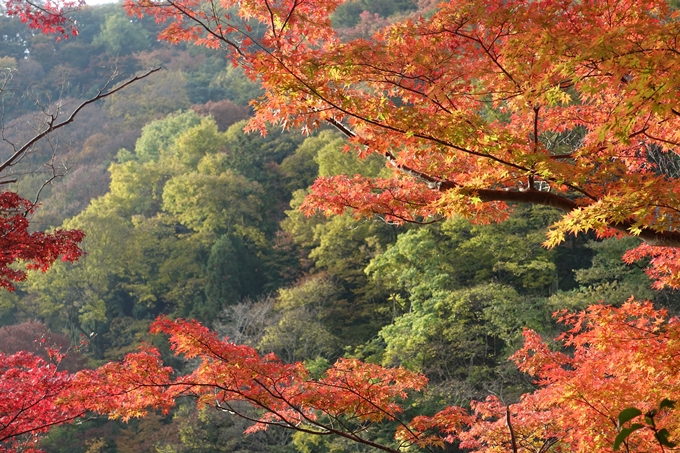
[456,188,680,247]
[278,0,299,36]
[0,67,161,175]
[0,363,86,444]
[324,96,598,202]
[325,117,451,190]
[229,26,541,182]
[449,27,521,89]
[262,0,277,39]
[135,328,412,453]
[249,380,398,451]
[539,437,559,453]
[326,116,578,205]
[0,409,86,443]
[213,398,328,435]
[207,381,406,453]
[22,0,77,21]
[573,388,617,428]
[326,116,680,246]
[533,104,540,155]
[162,0,245,56]
[549,153,575,160]
[643,131,680,149]
[377,214,444,226]
[506,406,519,453]
[318,379,433,453]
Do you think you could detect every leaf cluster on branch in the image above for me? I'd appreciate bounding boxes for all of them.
[3,0,83,37]
[53,301,680,453]
[124,0,680,287]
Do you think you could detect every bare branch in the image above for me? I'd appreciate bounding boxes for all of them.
[0,67,161,175]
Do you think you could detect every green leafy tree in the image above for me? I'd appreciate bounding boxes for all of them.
[211,64,263,106]
[163,169,264,235]
[364,208,561,393]
[331,0,417,28]
[93,11,151,54]
[279,130,341,193]
[133,110,203,164]
[548,236,666,311]
[259,276,341,363]
[314,132,384,179]
[200,233,265,321]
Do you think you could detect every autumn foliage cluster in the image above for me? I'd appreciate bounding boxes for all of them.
[38,302,680,453]
[0,351,83,453]
[405,302,680,452]
[7,300,680,452]
[7,0,680,452]
[3,0,83,36]
[125,0,680,288]
[0,192,83,291]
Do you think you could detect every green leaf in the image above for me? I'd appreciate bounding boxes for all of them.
[614,424,644,451]
[660,399,676,410]
[655,429,676,448]
[618,407,643,426]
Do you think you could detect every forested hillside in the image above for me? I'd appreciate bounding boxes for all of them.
[0,0,677,452]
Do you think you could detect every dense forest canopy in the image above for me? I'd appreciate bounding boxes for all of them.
[2,0,680,452]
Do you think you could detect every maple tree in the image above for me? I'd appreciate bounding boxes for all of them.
[3,0,83,37]
[0,192,84,291]
[402,300,680,453]
[124,0,680,288]
[65,301,680,453]
[0,350,85,453]
[0,63,161,453]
